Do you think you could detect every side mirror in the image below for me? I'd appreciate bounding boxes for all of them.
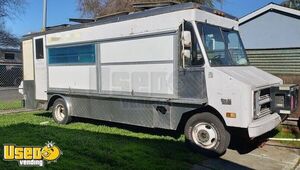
[182,49,191,59]
[182,49,191,68]
[182,31,192,48]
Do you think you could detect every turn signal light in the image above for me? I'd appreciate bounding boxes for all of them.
[226,112,237,118]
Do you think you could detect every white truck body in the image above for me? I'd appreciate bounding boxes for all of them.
[22,3,298,154]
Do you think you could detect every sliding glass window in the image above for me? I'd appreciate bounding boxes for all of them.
[48,44,96,65]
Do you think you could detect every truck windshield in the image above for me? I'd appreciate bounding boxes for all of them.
[198,23,249,67]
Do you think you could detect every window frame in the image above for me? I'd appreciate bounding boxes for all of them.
[35,38,44,60]
[181,21,205,68]
[197,22,250,67]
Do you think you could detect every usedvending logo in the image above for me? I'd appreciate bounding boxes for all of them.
[3,141,62,167]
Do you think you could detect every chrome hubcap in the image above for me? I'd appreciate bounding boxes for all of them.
[54,104,65,121]
[192,122,218,149]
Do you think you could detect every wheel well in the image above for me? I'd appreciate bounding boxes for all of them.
[176,105,227,133]
[47,95,63,110]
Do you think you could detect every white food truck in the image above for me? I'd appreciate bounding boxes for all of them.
[21,2,298,156]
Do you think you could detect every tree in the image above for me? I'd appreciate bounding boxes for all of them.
[0,0,25,47]
[78,0,223,18]
[0,25,20,47]
[281,0,300,10]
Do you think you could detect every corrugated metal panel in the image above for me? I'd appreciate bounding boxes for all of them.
[247,48,300,75]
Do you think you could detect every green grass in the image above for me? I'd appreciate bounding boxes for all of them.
[0,100,22,110]
[0,112,204,169]
[274,126,300,148]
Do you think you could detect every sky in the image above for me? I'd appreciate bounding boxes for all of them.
[5,0,284,37]
[5,0,79,36]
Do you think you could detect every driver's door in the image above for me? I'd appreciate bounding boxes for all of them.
[178,21,207,100]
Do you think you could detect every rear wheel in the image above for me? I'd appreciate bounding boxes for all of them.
[184,112,230,157]
[52,98,72,124]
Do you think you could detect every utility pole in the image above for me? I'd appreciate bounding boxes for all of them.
[42,0,47,31]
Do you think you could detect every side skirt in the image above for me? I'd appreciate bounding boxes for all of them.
[54,94,204,130]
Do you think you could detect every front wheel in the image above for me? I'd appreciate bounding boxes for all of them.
[52,98,72,124]
[184,112,230,157]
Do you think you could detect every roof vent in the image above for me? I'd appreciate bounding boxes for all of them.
[69,18,95,24]
[95,11,130,21]
[132,1,179,11]
[46,24,71,30]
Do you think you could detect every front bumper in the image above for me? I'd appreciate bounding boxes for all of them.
[248,113,281,138]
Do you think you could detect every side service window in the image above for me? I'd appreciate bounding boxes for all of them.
[48,44,95,65]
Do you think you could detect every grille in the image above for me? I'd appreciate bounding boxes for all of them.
[254,88,272,119]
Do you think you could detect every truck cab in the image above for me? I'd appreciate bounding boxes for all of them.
[180,19,298,154]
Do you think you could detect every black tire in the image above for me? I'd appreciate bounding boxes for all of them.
[52,98,72,124]
[184,112,230,157]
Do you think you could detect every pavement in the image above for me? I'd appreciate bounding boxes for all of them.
[193,142,300,170]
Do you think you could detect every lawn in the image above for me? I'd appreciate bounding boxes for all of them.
[0,100,22,110]
[0,112,204,169]
[274,125,300,148]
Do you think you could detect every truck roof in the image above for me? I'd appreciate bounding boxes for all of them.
[22,2,237,40]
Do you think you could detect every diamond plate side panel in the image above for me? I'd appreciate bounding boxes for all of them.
[178,69,207,99]
[70,96,157,128]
